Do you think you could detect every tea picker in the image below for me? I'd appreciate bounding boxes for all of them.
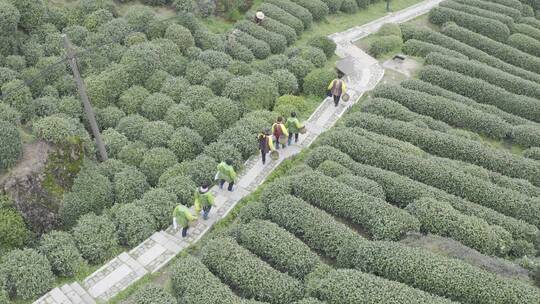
[258,128,276,165]
[272,117,289,149]
[194,182,215,220]
[285,111,305,146]
[215,159,237,192]
[172,204,197,238]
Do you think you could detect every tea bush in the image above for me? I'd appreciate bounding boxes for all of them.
[140,147,178,186]
[234,30,271,59]
[113,203,155,247]
[402,39,468,59]
[198,50,233,69]
[205,97,240,129]
[0,249,54,300]
[203,142,243,170]
[321,0,343,13]
[160,175,196,206]
[161,76,191,103]
[368,35,402,58]
[524,147,540,161]
[291,171,420,240]
[203,69,233,95]
[287,57,315,86]
[132,285,176,304]
[508,33,540,57]
[0,204,28,250]
[2,80,33,121]
[114,166,150,204]
[134,188,177,230]
[164,23,194,53]
[116,114,149,142]
[72,213,118,264]
[340,0,358,13]
[429,7,510,41]
[118,86,150,115]
[259,3,304,34]
[258,16,297,45]
[0,120,22,170]
[453,0,522,19]
[183,154,217,186]
[167,127,205,162]
[235,21,287,54]
[96,106,125,130]
[307,36,336,58]
[266,0,313,29]
[271,69,299,95]
[201,237,304,304]
[119,141,147,167]
[236,220,321,280]
[335,174,385,200]
[145,70,170,93]
[38,231,83,277]
[140,121,174,148]
[223,73,279,111]
[185,60,212,85]
[440,1,515,28]
[141,93,175,121]
[102,128,129,158]
[0,1,20,33]
[303,68,336,97]
[290,0,328,21]
[338,240,540,304]
[419,65,540,123]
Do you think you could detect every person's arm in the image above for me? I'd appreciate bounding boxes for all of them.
[271,123,275,135]
[208,193,216,205]
[294,119,301,129]
[268,137,275,151]
[186,210,197,222]
[229,167,238,182]
[327,79,335,90]
[194,193,201,213]
[342,82,347,93]
[281,124,289,137]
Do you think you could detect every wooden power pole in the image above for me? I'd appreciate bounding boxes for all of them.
[62,34,108,162]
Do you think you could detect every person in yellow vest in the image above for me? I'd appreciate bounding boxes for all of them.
[215,159,237,192]
[271,116,289,149]
[285,111,303,146]
[327,74,347,107]
[172,204,197,237]
[258,128,275,165]
[194,182,215,220]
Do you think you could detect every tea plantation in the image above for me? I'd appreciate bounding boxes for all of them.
[1,0,540,303]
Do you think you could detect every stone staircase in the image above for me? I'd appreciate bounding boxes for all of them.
[35,283,95,304]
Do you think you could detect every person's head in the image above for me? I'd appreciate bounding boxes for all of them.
[256,11,265,20]
[277,116,283,123]
[264,128,271,135]
[291,111,297,118]
[225,159,233,166]
[200,182,209,192]
[337,74,343,79]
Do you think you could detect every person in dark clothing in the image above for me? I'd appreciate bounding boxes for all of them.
[327,74,347,107]
[272,116,289,149]
[257,128,275,165]
[255,11,265,25]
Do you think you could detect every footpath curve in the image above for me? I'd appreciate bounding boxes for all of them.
[35,1,443,303]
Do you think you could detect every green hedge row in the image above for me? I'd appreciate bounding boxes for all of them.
[201,237,304,304]
[235,21,287,54]
[429,6,510,42]
[418,65,540,123]
[290,171,420,240]
[508,33,540,57]
[170,255,245,303]
[259,3,304,35]
[345,112,540,190]
[338,241,540,304]
[424,52,540,100]
[400,24,540,83]
[264,192,362,259]
[234,30,272,59]
[440,0,516,29]
[490,0,523,10]
[236,219,321,280]
[400,79,532,126]
[453,0,522,20]
[266,0,313,29]
[335,174,386,200]
[309,269,456,304]
[407,197,513,256]
[368,35,403,58]
[317,127,540,227]
[289,0,329,21]
[513,22,540,40]
[246,13,297,45]
[402,39,468,59]
[372,84,510,139]
[520,16,540,30]
[305,146,537,249]
[440,23,540,75]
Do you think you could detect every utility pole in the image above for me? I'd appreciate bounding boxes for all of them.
[62,34,108,162]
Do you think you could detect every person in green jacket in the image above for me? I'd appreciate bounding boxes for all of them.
[194,182,215,220]
[172,204,197,237]
[215,159,237,192]
[285,111,303,146]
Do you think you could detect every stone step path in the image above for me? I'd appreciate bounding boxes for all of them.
[33,1,443,302]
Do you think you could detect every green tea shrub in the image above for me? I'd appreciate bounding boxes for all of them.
[0,120,21,170]
[144,70,170,93]
[266,194,361,259]
[183,154,218,186]
[419,65,540,123]
[140,147,178,186]
[234,30,271,59]
[303,68,336,97]
[164,23,195,53]
[340,0,358,13]
[0,1,19,33]
[160,175,195,206]
[335,174,385,200]
[198,50,233,69]
[33,96,59,118]
[0,104,21,126]
[187,110,220,144]
[170,255,242,303]
[524,147,540,160]
[407,197,513,256]
[290,0,328,21]
[124,32,147,47]
[84,9,113,31]
[161,76,190,103]
[259,3,304,34]
[114,166,150,204]
[140,121,174,148]
[203,142,243,170]
[225,42,255,62]
[72,213,118,264]
[287,57,315,87]
[218,125,257,159]
[223,73,279,111]
[307,36,336,58]
[453,0,522,19]
[227,60,253,76]
[117,86,149,115]
[132,285,176,304]
[0,249,53,300]
[429,7,510,41]
[271,69,299,95]
[1,80,33,121]
[338,240,540,304]
[38,231,83,277]
[235,20,287,54]
[267,0,313,29]
[507,33,540,57]
[201,237,304,304]
[125,5,155,33]
[96,106,125,131]
[141,93,175,121]
[113,203,155,246]
[368,35,402,57]
[119,141,147,168]
[258,16,297,45]
[203,69,233,95]
[9,0,46,31]
[86,64,130,108]
[440,1,515,28]
[98,159,129,182]
[402,39,468,59]
[102,128,129,158]
[134,188,177,230]
[179,85,214,110]
[292,171,419,240]
[120,43,162,85]
[33,114,85,145]
[167,127,204,162]
[275,95,306,112]
[253,54,288,74]
[165,104,191,129]
[237,220,320,280]
[424,52,540,100]
[296,46,327,68]
[511,125,540,148]
[373,84,510,139]
[0,205,28,250]
[116,114,149,142]
[185,60,212,85]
